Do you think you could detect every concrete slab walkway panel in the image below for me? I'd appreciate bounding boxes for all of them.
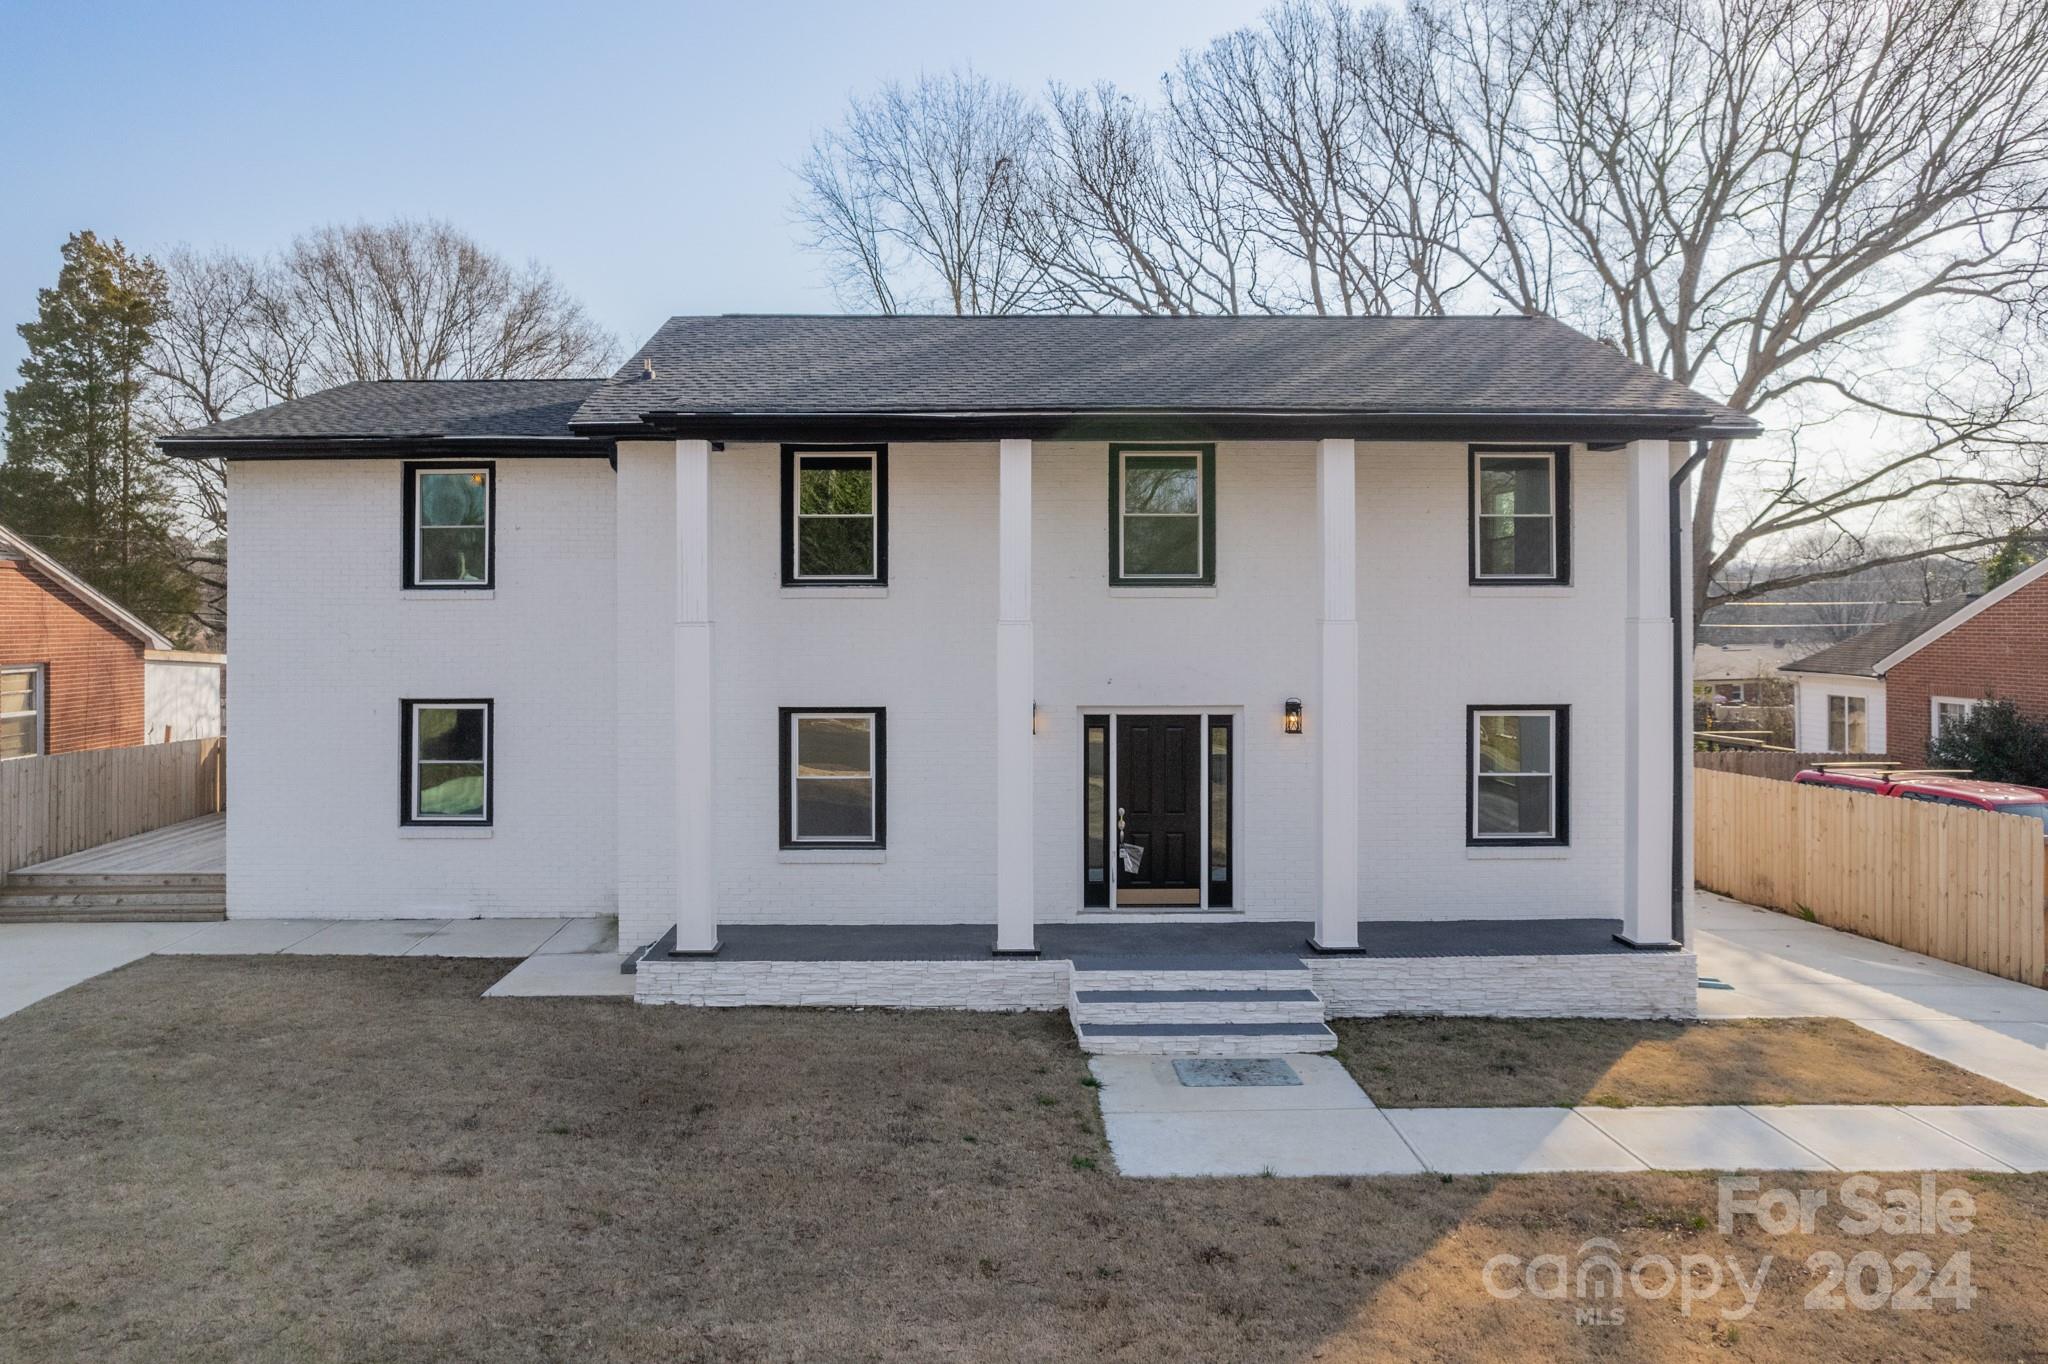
[1577,1105,1836,1172]
[409,918,569,958]
[280,920,449,955]
[1104,1109,1424,1177]
[154,920,332,954]
[1091,1055,1374,1114]
[1386,1107,1647,1174]
[483,953,635,998]
[535,916,618,954]
[1745,1106,2014,1172]
[1897,1107,2048,1171]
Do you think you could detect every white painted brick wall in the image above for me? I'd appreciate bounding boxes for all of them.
[634,958,1070,1010]
[225,458,616,919]
[1310,952,1698,1020]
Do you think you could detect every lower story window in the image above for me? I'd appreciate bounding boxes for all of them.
[1469,705,1568,845]
[780,708,885,847]
[1827,695,1868,752]
[402,700,492,824]
[1,665,44,759]
[1931,697,1978,744]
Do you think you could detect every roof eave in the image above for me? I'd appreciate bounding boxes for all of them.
[156,434,616,460]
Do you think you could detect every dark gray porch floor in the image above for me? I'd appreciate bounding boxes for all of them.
[635,917,1637,966]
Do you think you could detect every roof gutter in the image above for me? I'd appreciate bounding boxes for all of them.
[156,435,615,460]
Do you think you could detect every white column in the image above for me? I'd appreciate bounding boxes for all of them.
[1672,450,1697,946]
[1313,438,1362,952]
[1621,438,1677,948]
[671,438,719,954]
[994,438,1037,954]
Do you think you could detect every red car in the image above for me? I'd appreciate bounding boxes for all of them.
[1792,767,2048,831]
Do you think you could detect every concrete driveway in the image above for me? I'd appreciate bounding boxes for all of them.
[1694,891,2048,1099]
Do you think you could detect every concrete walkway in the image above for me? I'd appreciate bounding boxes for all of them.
[1093,1055,2048,1177]
[1693,892,2048,1101]
[0,916,628,1019]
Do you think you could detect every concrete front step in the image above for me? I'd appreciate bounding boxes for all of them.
[1074,1020,1339,1057]
[1071,987,1327,1026]
[1068,967,1311,993]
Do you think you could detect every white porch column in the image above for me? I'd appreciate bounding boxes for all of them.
[1621,438,1678,948]
[671,438,719,955]
[993,438,1037,954]
[1313,438,1363,952]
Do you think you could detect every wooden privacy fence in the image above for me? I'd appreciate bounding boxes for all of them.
[1,738,224,877]
[1693,750,1898,783]
[1695,768,2046,987]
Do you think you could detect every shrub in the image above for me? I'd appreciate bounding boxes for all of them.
[1925,698,2048,787]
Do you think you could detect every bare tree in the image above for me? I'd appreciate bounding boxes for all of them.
[796,70,1043,313]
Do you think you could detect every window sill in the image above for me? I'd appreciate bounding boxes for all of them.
[1468,584,1573,598]
[1466,844,1569,860]
[778,848,886,864]
[1108,585,1219,598]
[399,825,494,839]
[402,589,496,600]
[780,585,888,599]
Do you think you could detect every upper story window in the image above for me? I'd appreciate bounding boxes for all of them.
[402,699,493,824]
[1110,444,1216,586]
[1470,446,1570,586]
[404,463,494,589]
[783,446,887,585]
[1,665,44,759]
[780,707,885,847]
[1468,705,1568,846]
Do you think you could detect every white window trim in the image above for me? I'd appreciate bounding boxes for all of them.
[1470,707,1559,841]
[791,451,880,582]
[788,710,878,843]
[1,664,46,760]
[1472,451,1559,581]
[1930,696,1979,743]
[412,467,492,588]
[1117,450,1205,581]
[1827,693,1868,753]
[408,700,491,824]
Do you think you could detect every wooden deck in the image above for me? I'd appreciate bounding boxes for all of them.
[12,814,225,877]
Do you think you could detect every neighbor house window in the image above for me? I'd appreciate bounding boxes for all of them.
[1827,695,1868,752]
[1470,447,1570,585]
[1,665,44,759]
[780,708,885,847]
[782,446,886,585]
[404,463,494,588]
[1468,706,1568,845]
[1931,697,1978,744]
[402,700,492,824]
[1110,444,1216,585]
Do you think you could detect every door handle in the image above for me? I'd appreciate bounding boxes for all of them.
[1117,806,1126,836]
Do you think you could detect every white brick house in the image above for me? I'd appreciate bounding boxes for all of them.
[163,315,1756,1042]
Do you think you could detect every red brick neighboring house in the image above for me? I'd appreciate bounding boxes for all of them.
[1782,556,2048,766]
[1,520,181,758]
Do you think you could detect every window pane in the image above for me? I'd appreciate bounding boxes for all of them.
[417,763,485,817]
[1124,455,1200,514]
[0,714,35,759]
[1209,722,1231,886]
[419,471,487,527]
[796,777,874,838]
[1085,723,1107,885]
[1,672,32,708]
[417,707,485,761]
[796,715,871,776]
[1478,515,1554,577]
[420,527,487,582]
[1477,774,1553,837]
[1122,515,1200,576]
[796,517,875,577]
[1479,457,1550,515]
[1478,714,1550,774]
[798,458,874,515]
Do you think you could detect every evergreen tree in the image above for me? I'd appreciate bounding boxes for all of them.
[0,231,196,638]
[1984,532,2038,590]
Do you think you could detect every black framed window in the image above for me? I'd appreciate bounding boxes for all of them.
[1469,446,1569,585]
[782,446,887,585]
[401,699,493,825]
[403,463,494,589]
[779,707,886,847]
[1109,444,1216,585]
[1467,705,1568,846]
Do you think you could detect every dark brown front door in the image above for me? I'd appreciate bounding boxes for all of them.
[1116,715,1202,905]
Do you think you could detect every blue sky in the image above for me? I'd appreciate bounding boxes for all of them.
[0,0,1265,383]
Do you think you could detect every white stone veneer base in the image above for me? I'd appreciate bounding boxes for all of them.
[635,950,1698,1020]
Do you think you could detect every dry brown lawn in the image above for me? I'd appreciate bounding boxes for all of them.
[1330,1016,2040,1108]
[4,955,2048,1363]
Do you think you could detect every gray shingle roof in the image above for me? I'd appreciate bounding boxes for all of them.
[570,314,1755,433]
[161,379,603,446]
[1780,597,1976,677]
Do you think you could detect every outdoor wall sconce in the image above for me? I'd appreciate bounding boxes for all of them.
[1284,698,1304,734]
[1032,702,1043,735]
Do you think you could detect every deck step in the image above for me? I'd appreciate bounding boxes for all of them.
[0,904,224,923]
[4,872,224,891]
[1070,987,1326,1026]
[1072,1020,1338,1057]
[0,889,228,909]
